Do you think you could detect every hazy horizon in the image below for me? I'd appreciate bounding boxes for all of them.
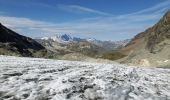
[0,0,170,41]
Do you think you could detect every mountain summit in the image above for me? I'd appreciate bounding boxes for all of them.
[41,34,75,44]
[120,10,170,67]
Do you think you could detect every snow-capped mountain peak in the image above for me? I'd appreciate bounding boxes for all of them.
[39,34,130,50]
[86,38,97,42]
[41,37,49,40]
[41,34,73,43]
[60,34,72,41]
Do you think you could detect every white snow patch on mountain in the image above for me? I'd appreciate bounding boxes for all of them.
[0,55,170,100]
[41,34,73,44]
[40,34,130,46]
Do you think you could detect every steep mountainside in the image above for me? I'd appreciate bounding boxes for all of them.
[0,23,48,57]
[120,10,170,67]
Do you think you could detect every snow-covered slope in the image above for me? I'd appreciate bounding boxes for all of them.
[0,55,170,100]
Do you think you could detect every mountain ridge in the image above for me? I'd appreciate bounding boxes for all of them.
[120,10,170,67]
[0,23,49,57]
[36,34,130,58]
[39,34,130,50]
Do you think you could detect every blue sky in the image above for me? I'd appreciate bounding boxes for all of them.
[0,0,170,41]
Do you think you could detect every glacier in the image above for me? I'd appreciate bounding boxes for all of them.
[0,55,170,100]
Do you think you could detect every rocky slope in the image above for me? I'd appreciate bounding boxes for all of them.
[120,10,170,67]
[36,38,105,58]
[0,55,170,100]
[0,23,48,57]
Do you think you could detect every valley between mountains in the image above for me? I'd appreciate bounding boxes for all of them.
[0,4,170,100]
[1,10,170,67]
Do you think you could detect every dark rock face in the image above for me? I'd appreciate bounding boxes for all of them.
[0,23,45,56]
[61,34,72,41]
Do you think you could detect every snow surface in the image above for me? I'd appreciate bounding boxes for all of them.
[0,55,170,100]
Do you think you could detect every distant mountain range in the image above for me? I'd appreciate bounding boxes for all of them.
[35,34,130,58]
[37,34,130,51]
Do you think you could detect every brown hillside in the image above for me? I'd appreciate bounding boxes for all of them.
[120,10,170,67]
